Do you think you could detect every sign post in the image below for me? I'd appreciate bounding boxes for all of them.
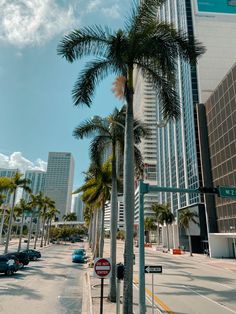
[145,265,163,314]
[94,258,111,314]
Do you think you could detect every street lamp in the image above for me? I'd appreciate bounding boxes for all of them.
[229,226,236,260]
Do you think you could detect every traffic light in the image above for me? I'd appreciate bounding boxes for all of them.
[116,263,124,280]
[198,186,219,195]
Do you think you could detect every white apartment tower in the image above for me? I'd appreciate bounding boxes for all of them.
[0,168,18,206]
[44,152,74,220]
[73,194,84,222]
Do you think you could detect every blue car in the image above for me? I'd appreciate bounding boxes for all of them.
[72,249,87,263]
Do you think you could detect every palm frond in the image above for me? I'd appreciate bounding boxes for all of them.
[134,145,144,178]
[89,135,110,164]
[73,118,110,139]
[137,61,180,119]
[72,59,119,106]
[57,25,112,62]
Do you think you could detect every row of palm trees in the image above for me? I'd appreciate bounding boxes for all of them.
[57,0,205,311]
[0,172,59,254]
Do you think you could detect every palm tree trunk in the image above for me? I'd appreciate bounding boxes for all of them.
[27,214,34,250]
[91,212,96,252]
[17,212,24,252]
[109,148,118,302]
[40,215,46,247]
[47,219,52,245]
[157,222,160,245]
[99,203,105,257]
[188,228,193,256]
[88,217,92,248]
[44,218,49,246]
[4,190,17,253]
[0,206,6,245]
[123,76,135,314]
[34,215,41,249]
[94,209,100,258]
[166,224,170,251]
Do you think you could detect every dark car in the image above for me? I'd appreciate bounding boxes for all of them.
[5,252,30,266]
[0,255,20,275]
[21,249,41,261]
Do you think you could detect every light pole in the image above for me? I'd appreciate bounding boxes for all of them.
[230,226,236,260]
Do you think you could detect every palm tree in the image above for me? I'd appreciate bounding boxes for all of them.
[75,161,112,258]
[152,203,167,245]
[45,207,60,246]
[57,1,204,310]
[144,217,156,243]
[30,192,45,250]
[0,194,7,245]
[62,212,77,222]
[73,105,147,301]
[178,208,198,256]
[40,196,55,247]
[4,172,31,253]
[14,199,32,252]
[158,204,175,251]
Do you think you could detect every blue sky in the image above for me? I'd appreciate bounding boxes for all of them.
[0,0,130,189]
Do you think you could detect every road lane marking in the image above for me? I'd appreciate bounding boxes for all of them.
[133,276,174,314]
[183,285,236,314]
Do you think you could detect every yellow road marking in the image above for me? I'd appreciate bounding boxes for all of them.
[133,276,174,314]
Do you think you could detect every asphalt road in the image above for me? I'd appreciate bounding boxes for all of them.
[0,243,86,314]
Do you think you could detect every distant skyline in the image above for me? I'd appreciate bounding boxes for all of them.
[0,0,129,189]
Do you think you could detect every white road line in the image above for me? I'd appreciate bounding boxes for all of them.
[183,285,236,314]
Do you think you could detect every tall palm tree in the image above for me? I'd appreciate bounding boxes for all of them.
[178,208,198,256]
[4,172,31,253]
[75,161,112,258]
[144,217,156,244]
[158,204,175,251]
[73,105,147,301]
[40,196,55,247]
[14,199,32,252]
[30,192,45,250]
[45,207,60,246]
[0,194,6,245]
[152,203,167,245]
[57,1,204,310]
[62,212,77,222]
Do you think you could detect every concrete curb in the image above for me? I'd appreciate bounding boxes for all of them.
[82,271,93,314]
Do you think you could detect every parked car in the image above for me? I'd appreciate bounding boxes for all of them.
[5,252,30,266]
[0,255,20,275]
[72,249,87,263]
[21,249,41,261]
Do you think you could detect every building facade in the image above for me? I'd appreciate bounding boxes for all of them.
[44,152,74,220]
[22,170,46,202]
[203,63,236,258]
[104,196,125,231]
[73,194,84,222]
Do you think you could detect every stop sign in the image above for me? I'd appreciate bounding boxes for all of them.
[94,257,111,278]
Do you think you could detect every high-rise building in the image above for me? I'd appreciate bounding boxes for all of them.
[0,168,18,206]
[104,196,125,231]
[44,152,74,220]
[22,170,46,202]
[201,63,236,257]
[133,0,236,251]
[73,194,84,222]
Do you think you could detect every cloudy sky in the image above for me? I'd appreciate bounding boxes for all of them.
[0,0,129,188]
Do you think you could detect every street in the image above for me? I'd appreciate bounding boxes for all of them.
[0,243,85,314]
[1,240,236,314]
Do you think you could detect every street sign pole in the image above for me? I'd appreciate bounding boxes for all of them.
[139,180,146,314]
[152,273,154,314]
[116,278,120,314]
[100,278,104,314]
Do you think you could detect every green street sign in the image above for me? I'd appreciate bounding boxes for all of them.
[218,186,236,198]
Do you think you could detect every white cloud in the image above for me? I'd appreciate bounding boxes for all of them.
[0,152,47,173]
[101,4,120,19]
[87,0,101,12]
[0,0,78,47]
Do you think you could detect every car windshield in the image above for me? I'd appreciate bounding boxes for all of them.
[73,250,85,255]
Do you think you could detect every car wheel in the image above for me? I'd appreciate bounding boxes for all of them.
[33,256,37,261]
[5,269,11,276]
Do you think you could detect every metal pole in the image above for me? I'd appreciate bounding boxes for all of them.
[116,279,120,314]
[100,278,104,314]
[233,237,236,261]
[152,274,154,314]
[139,181,146,314]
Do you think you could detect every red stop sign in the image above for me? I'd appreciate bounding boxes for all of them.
[94,258,111,278]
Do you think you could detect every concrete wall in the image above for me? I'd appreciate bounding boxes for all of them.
[209,234,236,258]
